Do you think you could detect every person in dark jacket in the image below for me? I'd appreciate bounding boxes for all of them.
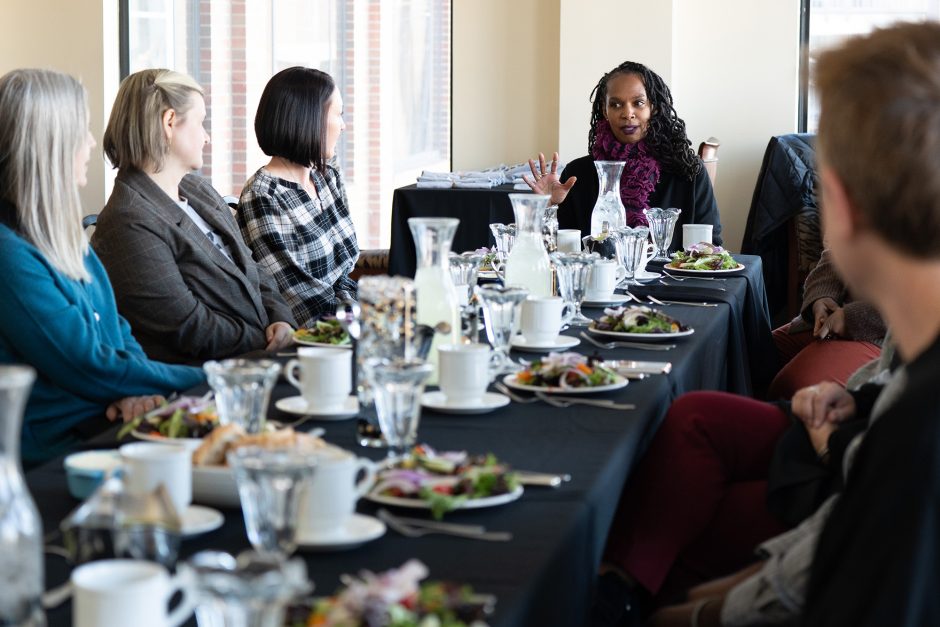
[524,61,722,246]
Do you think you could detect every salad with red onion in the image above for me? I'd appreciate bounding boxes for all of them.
[372,445,518,519]
[667,242,739,270]
[515,352,618,389]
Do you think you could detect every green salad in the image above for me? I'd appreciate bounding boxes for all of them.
[667,243,739,271]
[593,306,684,334]
[294,318,350,345]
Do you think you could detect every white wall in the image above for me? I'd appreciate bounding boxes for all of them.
[452,0,560,170]
[0,0,117,215]
[453,0,801,250]
[672,0,801,250]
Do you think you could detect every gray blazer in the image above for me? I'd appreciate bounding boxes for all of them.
[92,168,296,364]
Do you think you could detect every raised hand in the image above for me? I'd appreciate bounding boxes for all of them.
[521,151,576,205]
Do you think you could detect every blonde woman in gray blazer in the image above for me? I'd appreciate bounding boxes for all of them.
[92,69,295,364]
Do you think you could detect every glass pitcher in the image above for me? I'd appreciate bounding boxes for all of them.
[408,218,461,382]
[504,194,553,298]
[0,365,45,626]
[590,161,627,236]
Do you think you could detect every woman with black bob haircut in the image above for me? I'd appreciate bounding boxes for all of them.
[525,61,722,246]
[238,67,359,328]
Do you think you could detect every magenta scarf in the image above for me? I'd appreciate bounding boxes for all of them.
[591,119,661,227]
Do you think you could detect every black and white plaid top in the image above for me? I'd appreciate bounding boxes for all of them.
[237,164,359,328]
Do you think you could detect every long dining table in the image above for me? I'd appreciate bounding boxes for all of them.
[30,274,770,627]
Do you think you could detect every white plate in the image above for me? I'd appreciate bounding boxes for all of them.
[367,484,524,511]
[131,430,204,452]
[664,262,745,275]
[295,513,386,551]
[421,391,510,415]
[501,372,629,395]
[582,294,632,307]
[275,395,359,420]
[510,335,580,352]
[293,338,352,348]
[477,270,499,280]
[181,504,225,537]
[587,326,695,341]
[634,269,662,281]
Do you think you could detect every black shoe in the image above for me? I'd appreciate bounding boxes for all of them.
[587,572,646,627]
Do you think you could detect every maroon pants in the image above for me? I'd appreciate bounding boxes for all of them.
[768,325,881,400]
[603,392,789,598]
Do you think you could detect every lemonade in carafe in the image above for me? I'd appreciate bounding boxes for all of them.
[408,218,461,383]
[504,194,552,297]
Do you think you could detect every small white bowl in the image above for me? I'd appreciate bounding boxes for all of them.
[63,450,122,500]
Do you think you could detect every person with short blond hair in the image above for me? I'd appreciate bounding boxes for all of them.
[0,68,204,465]
[92,69,296,364]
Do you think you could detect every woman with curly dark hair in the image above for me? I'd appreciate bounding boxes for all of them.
[525,61,722,245]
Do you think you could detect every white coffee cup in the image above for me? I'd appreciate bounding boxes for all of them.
[438,343,496,404]
[120,442,191,516]
[285,347,352,413]
[585,259,627,301]
[682,224,714,250]
[72,559,195,627]
[520,296,565,344]
[299,447,377,536]
[557,229,582,253]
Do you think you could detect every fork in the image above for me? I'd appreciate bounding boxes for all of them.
[662,270,727,282]
[534,391,635,411]
[378,509,513,541]
[579,332,675,351]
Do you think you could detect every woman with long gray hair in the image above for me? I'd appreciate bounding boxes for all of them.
[0,68,204,466]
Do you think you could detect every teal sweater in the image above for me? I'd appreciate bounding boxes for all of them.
[0,223,205,466]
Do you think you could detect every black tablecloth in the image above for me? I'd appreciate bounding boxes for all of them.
[32,301,737,627]
[389,184,522,277]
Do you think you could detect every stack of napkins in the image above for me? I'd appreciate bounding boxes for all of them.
[416,171,453,189]
[416,161,566,191]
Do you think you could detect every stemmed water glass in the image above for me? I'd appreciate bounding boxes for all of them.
[228,447,317,559]
[615,226,651,287]
[475,284,529,373]
[368,358,434,459]
[203,359,281,434]
[643,207,681,261]
[449,252,484,305]
[489,223,516,275]
[551,252,598,326]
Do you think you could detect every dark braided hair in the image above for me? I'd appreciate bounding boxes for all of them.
[588,61,701,180]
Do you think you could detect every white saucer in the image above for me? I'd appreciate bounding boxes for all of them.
[181,504,224,537]
[421,391,511,415]
[295,513,385,551]
[510,335,580,352]
[634,269,662,281]
[582,294,632,307]
[275,395,359,421]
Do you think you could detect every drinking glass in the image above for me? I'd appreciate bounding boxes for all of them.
[643,207,681,261]
[475,284,529,373]
[227,447,317,558]
[203,360,281,434]
[183,550,311,627]
[368,359,434,459]
[488,223,516,273]
[551,252,598,326]
[449,251,484,304]
[616,226,651,286]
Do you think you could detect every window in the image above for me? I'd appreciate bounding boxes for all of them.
[122,0,452,248]
[801,0,940,132]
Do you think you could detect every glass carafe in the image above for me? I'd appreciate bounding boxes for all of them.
[504,194,552,297]
[408,218,461,382]
[590,161,627,236]
[0,366,45,626]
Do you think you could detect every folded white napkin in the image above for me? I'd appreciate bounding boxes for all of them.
[419,171,453,181]
[417,180,453,189]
